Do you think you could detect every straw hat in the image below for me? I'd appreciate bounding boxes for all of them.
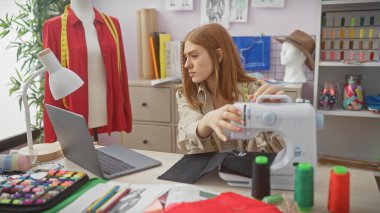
[275,30,315,71]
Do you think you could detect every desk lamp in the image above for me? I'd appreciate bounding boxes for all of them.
[19,48,84,162]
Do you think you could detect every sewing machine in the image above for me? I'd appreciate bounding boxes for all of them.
[219,95,324,190]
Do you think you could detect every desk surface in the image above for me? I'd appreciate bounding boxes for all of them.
[57,149,379,212]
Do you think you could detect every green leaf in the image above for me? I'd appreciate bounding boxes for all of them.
[0,30,10,38]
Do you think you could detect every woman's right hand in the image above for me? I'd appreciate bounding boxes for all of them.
[197,104,244,142]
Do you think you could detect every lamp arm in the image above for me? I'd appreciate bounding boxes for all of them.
[22,67,45,151]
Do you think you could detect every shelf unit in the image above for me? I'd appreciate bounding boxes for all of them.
[314,0,380,162]
[314,0,380,116]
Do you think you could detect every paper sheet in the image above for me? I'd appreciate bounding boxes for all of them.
[59,182,171,213]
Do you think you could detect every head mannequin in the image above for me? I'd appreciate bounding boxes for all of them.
[70,0,94,24]
[280,41,307,83]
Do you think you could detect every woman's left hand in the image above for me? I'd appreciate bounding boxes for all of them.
[247,83,285,102]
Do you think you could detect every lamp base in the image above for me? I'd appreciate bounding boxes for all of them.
[19,142,64,162]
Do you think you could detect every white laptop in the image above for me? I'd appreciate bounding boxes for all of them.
[45,104,161,179]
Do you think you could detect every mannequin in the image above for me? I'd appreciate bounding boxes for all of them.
[71,0,107,139]
[280,41,307,83]
[275,30,315,84]
[42,0,132,143]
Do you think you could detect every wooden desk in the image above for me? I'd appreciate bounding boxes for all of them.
[57,150,379,212]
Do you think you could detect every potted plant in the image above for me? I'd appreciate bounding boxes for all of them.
[0,0,69,143]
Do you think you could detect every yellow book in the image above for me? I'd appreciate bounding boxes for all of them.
[159,33,171,78]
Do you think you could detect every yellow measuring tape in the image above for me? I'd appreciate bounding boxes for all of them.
[61,6,70,108]
[60,5,122,108]
[100,13,122,77]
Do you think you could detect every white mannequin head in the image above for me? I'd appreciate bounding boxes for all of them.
[280,42,307,83]
[280,42,307,66]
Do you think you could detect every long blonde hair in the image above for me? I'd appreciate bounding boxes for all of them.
[181,23,256,108]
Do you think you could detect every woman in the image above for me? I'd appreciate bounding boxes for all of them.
[176,23,284,154]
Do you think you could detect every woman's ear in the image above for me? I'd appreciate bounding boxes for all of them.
[216,48,223,63]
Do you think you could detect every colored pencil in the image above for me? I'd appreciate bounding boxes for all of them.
[97,187,131,213]
[86,185,120,213]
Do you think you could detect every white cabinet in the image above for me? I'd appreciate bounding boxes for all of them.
[314,0,380,161]
[122,80,179,153]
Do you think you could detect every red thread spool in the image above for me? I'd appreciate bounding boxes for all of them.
[330,51,335,61]
[370,52,374,61]
[328,166,350,213]
[321,51,326,61]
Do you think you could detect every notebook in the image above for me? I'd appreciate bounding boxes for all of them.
[45,104,161,179]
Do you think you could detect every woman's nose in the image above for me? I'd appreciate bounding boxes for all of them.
[184,58,192,68]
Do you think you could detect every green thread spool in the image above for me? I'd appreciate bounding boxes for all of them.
[294,163,314,212]
[263,194,284,205]
[322,13,327,27]
[360,17,365,27]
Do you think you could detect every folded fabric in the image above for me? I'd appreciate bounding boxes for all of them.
[364,96,380,110]
[165,192,281,213]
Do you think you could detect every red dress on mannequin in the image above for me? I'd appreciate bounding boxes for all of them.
[42,8,132,143]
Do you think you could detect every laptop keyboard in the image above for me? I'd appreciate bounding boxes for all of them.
[96,150,136,175]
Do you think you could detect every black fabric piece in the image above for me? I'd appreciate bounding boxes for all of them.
[158,152,229,184]
[220,152,277,178]
[158,151,277,184]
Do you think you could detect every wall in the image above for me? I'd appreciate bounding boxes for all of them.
[93,0,318,81]
[0,0,28,140]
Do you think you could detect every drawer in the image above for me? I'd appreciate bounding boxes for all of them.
[122,124,172,152]
[129,86,171,122]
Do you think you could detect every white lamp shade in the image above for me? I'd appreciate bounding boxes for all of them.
[49,67,84,100]
[38,48,84,100]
